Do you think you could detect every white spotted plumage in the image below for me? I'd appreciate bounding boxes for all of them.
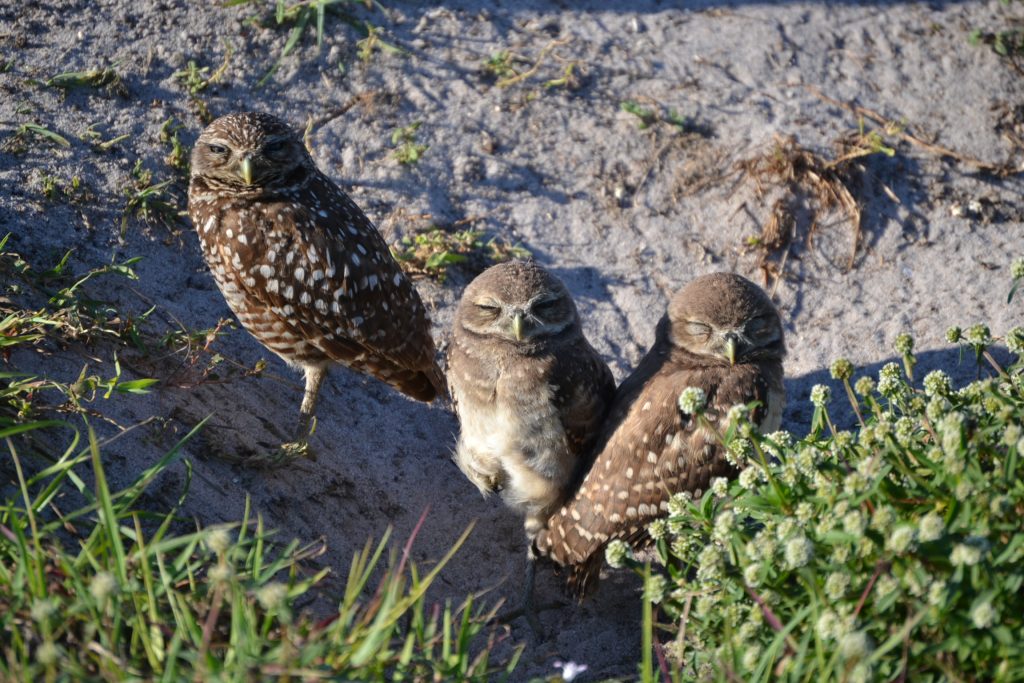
[188,112,446,441]
[534,273,787,598]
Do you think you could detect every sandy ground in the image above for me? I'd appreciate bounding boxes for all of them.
[2,0,1023,679]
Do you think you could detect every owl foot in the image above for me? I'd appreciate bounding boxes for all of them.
[194,432,317,467]
[210,414,318,466]
[492,559,564,641]
[271,438,318,464]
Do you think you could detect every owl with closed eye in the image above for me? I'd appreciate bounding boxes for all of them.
[448,260,616,624]
[534,272,786,598]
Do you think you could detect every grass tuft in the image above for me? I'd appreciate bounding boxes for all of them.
[1,123,71,154]
[0,233,521,680]
[121,160,184,237]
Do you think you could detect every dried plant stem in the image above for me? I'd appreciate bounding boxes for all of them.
[496,38,571,88]
[808,87,1018,177]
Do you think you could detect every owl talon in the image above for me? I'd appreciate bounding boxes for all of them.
[275,438,317,464]
[197,436,316,467]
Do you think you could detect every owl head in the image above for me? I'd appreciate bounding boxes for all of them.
[190,112,313,191]
[668,272,785,365]
[455,260,580,345]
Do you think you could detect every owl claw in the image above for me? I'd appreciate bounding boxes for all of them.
[275,439,317,464]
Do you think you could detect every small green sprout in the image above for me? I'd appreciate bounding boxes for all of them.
[1,122,71,153]
[46,65,126,96]
[483,51,519,80]
[355,21,404,62]
[390,121,428,165]
[159,117,189,174]
[620,100,657,129]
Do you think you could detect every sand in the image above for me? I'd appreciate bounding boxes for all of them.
[2,0,1022,678]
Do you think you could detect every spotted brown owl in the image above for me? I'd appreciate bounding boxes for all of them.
[534,272,786,598]
[188,112,445,442]
[448,261,616,626]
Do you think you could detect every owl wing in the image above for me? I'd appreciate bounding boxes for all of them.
[536,360,778,598]
[552,339,616,472]
[308,175,439,369]
[447,329,494,415]
[224,172,444,400]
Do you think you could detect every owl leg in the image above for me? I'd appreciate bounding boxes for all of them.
[493,517,549,639]
[521,547,543,638]
[295,364,327,441]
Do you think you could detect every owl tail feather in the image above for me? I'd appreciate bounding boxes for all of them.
[389,361,448,403]
[532,532,604,601]
[424,360,450,402]
[566,553,603,601]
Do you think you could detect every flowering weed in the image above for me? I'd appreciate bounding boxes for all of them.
[624,323,1024,681]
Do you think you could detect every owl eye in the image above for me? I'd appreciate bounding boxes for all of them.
[685,321,711,338]
[475,303,500,314]
[263,139,287,154]
[533,298,560,312]
[207,143,229,155]
[748,316,777,338]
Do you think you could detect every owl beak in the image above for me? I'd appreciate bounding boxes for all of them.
[239,156,255,185]
[511,312,525,341]
[724,333,739,365]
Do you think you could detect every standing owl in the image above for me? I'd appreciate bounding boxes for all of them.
[534,272,786,597]
[188,112,445,444]
[448,261,616,624]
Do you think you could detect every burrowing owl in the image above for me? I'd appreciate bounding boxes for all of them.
[448,261,615,624]
[188,112,445,442]
[534,272,785,597]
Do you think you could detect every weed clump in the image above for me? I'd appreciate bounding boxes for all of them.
[391,227,530,281]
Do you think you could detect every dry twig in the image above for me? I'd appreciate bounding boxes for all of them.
[809,87,1019,176]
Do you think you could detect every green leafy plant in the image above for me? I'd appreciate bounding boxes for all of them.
[391,228,530,281]
[970,27,1024,75]
[1009,257,1024,303]
[1,122,71,154]
[390,121,428,165]
[620,100,687,131]
[617,311,1024,681]
[81,123,130,153]
[172,49,232,96]
[481,38,577,91]
[355,20,404,62]
[159,117,189,176]
[482,51,520,80]
[46,65,127,97]
[831,117,900,167]
[0,424,517,680]
[0,235,152,356]
[227,0,398,85]
[35,172,89,204]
